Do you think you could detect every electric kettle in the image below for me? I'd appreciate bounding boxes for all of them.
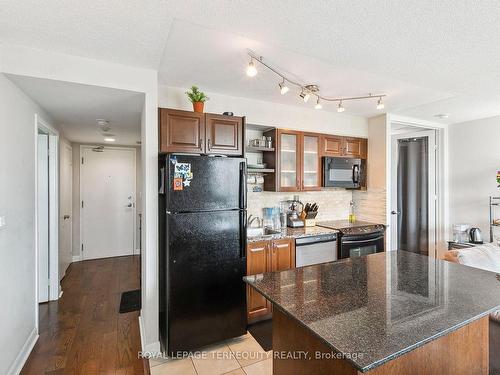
[469,227,483,244]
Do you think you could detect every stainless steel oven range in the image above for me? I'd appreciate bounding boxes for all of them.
[316,220,386,259]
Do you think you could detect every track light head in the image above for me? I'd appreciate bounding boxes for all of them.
[314,97,322,110]
[300,89,310,103]
[337,101,345,113]
[376,97,385,110]
[246,58,257,77]
[279,79,289,95]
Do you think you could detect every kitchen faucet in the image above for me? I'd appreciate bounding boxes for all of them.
[247,215,262,228]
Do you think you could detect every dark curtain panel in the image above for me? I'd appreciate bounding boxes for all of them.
[397,137,429,255]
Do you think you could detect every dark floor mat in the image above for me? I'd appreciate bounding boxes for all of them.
[119,289,141,313]
[248,319,272,351]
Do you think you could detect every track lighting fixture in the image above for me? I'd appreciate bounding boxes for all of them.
[314,97,322,110]
[376,97,385,110]
[245,51,386,111]
[279,78,289,95]
[246,58,257,77]
[337,101,345,113]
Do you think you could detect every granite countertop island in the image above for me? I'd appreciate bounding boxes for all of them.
[247,226,338,243]
[244,251,500,374]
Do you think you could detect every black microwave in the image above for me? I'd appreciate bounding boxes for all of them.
[322,157,364,188]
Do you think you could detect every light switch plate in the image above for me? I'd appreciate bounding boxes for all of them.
[0,216,6,229]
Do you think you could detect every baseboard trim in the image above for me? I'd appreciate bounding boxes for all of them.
[72,255,82,262]
[139,315,161,354]
[7,327,38,375]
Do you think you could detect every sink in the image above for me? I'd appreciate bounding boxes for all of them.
[247,227,264,238]
[247,227,281,238]
[264,228,281,235]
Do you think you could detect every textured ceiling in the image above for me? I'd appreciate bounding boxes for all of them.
[7,74,143,145]
[1,1,500,123]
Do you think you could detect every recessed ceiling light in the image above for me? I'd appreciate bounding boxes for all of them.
[104,137,116,142]
[434,113,450,119]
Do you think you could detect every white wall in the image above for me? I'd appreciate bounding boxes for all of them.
[0,73,55,375]
[449,115,500,240]
[0,43,160,354]
[159,85,368,136]
[71,144,142,259]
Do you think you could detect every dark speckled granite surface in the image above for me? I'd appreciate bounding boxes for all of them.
[244,251,500,372]
[247,226,338,243]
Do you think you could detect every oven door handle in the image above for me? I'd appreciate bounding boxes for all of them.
[342,235,384,244]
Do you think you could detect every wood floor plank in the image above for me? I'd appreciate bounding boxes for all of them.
[21,255,146,375]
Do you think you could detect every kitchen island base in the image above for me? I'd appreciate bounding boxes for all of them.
[273,308,488,375]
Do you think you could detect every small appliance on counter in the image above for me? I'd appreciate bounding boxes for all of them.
[283,196,304,228]
[452,224,471,244]
[469,227,484,244]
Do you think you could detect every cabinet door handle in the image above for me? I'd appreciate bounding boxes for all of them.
[199,138,202,148]
[250,246,265,253]
[208,139,212,151]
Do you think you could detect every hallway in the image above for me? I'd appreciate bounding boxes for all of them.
[21,255,147,374]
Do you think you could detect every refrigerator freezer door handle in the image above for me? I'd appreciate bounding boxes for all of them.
[239,162,247,209]
[240,210,247,259]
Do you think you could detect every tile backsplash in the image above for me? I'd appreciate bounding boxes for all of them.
[248,188,386,225]
[247,189,353,222]
[352,188,387,224]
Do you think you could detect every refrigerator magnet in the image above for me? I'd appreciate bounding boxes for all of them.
[174,163,191,176]
[173,178,183,191]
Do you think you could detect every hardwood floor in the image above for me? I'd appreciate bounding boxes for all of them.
[21,255,148,375]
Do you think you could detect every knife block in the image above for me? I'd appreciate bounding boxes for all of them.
[302,219,317,227]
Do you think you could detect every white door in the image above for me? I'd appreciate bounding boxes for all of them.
[391,130,437,256]
[37,134,50,302]
[81,147,136,260]
[59,142,72,278]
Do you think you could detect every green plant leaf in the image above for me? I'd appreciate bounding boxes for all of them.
[185,85,209,103]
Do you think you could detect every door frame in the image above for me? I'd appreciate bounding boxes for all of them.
[391,130,437,256]
[34,114,59,331]
[79,145,137,261]
[387,115,449,258]
[59,140,73,279]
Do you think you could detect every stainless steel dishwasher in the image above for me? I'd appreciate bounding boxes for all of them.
[295,233,338,267]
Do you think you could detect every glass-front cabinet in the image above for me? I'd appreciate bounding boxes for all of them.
[277,130,321,192]
[302,133,321,191]
[278,130,301,191]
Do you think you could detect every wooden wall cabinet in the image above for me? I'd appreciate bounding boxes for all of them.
[159,108,244,155]
[159,108,205,153]
[321,135,367,159]
[205,114,243,155]
[247,238,295,322]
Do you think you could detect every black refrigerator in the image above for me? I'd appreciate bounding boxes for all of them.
[159,154,247,354]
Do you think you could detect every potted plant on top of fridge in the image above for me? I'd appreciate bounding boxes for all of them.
[185,85,209,113]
